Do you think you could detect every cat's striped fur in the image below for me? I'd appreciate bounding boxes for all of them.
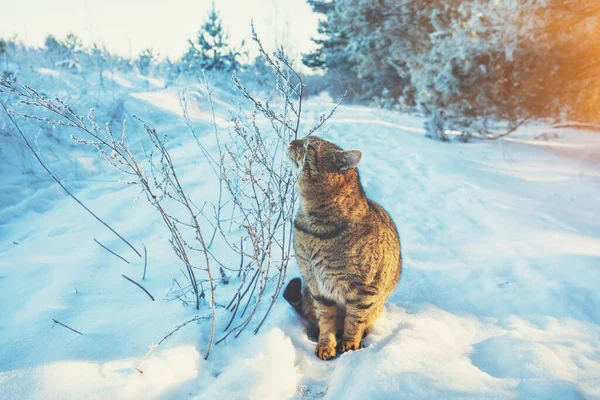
[284,136,402,360]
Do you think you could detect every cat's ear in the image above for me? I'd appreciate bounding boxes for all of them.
[333,150,362,172]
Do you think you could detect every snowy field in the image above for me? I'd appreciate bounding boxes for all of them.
[1,70,599,399]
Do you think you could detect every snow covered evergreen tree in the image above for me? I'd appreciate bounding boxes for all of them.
[398,0,531,140]
[403,0,600,137]
[307,0,600,139]
[302,0,356,100]
[303,0,412,105]
[181,3,243,74]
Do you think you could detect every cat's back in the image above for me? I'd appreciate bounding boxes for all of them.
[365,199,401,253]
[348,199,402,283]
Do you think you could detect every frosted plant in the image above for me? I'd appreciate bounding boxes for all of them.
[0,27,343,362]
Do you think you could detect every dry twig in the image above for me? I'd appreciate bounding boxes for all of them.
[122,274,155,301]
[51,319,83,336]
[94,238,130,264]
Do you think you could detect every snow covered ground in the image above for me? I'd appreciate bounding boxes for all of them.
[1,71,599,399]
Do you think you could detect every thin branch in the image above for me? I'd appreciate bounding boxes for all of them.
[122,274,155,301]
[94,238,130,264]
[51,319,83,335]
[142,245,148,280]
[135,314,210,373]
[0,98,142,259]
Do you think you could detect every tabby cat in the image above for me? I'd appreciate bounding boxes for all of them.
[284,136,402,360]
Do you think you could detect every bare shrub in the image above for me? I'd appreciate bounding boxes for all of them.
[0,26,343,359]
[0,79,216,357]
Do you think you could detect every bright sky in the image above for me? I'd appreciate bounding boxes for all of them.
[0,0,320,62]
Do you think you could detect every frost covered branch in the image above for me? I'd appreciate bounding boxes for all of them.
[0,92,142,259]
[121,274,155,301]
[51,319,83,336]
[94,238,130,264]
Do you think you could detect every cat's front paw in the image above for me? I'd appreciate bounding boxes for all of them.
[315,343,336,360]
[337,339,361,353]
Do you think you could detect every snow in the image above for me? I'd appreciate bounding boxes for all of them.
[0,346,202,399]
[102,71,133,89]
[131,87,230,127]
[136,74,165,89]
[36,68,61,78]
[1,71,600,399]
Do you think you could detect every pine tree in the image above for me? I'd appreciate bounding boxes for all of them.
[302,0,408,104]
[182,3,243,74]
[302,0,337,70]
[62,32,83,53]
[302,0,360,100]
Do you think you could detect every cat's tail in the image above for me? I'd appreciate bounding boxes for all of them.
[283,277,319,339]
[283,277,303,315]
[283,277,370,340]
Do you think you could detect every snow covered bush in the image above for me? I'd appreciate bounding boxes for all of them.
[401,0,537,140]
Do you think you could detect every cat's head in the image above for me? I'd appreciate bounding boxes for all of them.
[288,136,362,190]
